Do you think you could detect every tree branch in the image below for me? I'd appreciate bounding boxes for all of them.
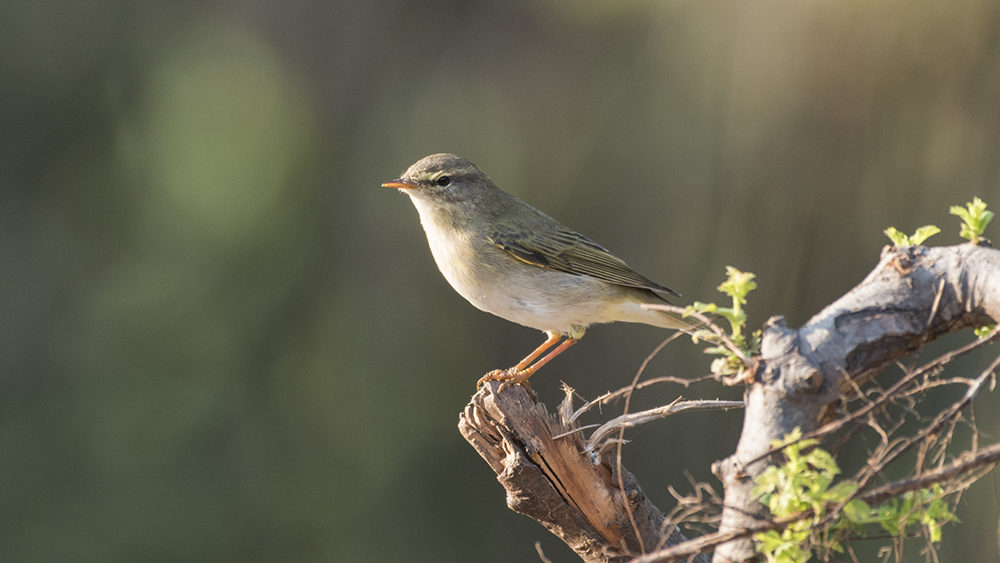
[458,383,713,563]
[711,243,1000,562]
[861,440,1000,504]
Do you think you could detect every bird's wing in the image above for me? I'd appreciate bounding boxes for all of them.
[488,226,679,297]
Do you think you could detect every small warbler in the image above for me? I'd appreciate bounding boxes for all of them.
[384,154,691,390]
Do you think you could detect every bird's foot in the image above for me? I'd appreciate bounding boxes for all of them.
[477,368,532,393]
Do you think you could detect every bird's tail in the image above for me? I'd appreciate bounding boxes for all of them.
[642,303,701,335]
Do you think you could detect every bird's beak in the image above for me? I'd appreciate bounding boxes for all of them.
[382,178,417,189]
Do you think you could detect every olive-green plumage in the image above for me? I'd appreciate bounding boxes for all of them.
[384,153,691,388]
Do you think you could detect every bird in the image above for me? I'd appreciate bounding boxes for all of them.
[383,153,692,391]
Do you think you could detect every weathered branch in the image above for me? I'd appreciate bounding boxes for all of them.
[458,383,714,563]
[629,439,1000,563]
[711,243,1000,562]
[457,243,1000,563]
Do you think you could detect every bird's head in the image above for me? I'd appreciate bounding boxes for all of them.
[382,153,493,205]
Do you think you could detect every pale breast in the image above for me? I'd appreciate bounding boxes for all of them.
[410,195,658,335]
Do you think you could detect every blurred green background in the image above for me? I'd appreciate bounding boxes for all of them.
[3,0,1000,561]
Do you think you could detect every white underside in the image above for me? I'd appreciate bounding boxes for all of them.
[409,194,689,337]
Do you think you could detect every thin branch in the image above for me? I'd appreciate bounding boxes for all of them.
[567,373,717,424]
[617,334,681,555]
[566,332,687,423]
[641,304,752,366]
[852,351,1000,494]
[534,542,555,563]
[585,399,744,455]
[629,518,782,563]
[861,441,1000,504]
[749,327,1000,468]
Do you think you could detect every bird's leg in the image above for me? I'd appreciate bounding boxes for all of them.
[512,332,564,372]
[499,337,579,391]
[479,333,582,392]
[478,332,561,389]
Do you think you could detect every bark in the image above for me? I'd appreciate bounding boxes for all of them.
[459,383,711,563]
[712,243,1000,562]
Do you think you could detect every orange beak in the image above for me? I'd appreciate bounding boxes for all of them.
[381,178,417,189]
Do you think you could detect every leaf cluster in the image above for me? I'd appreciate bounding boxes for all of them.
[839,484,956,543]
[950,197,994,243]
[752,429,856,563]
[753,430,958,563]
[884,197,993,247]
[685,266,761,376]
[883,225,940,246]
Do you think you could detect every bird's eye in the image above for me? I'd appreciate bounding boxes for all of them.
[435,175,451,187]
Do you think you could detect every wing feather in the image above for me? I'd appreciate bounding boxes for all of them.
[488,226,679,297]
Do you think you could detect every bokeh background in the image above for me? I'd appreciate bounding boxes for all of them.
[3,0,1000,561]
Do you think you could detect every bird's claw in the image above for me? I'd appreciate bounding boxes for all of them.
[477,368,531,393]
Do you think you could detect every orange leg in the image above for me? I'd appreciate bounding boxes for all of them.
[512,332,562,372]
[478,333,581,392]
[478,332,560,389]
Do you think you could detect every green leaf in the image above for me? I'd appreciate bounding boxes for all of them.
[688,268,759,367]
[884,226,908,246]
[686,302,718,314]
[709,356,736,376]
[841,500,874,524]
[716,307,747,334]
[950,197,993,242]
[718,266,757,303]
[877,500,903,536]
[755,432,958,561]
[884,225,940,246]
[910,225,941,245]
